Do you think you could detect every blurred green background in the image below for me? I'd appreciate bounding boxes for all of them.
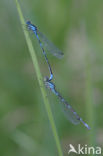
[0,0,103,155]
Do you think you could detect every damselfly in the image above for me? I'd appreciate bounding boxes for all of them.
[26,21,63,81]
[44,76,90,130]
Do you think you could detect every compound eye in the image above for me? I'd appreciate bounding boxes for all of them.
[26,21,31,25]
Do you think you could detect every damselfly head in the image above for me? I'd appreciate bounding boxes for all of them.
[26,21,37,31]
[26,21,31,30]
[26,20,31,25]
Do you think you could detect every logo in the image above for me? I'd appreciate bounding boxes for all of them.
[68,144,77,154]
[68,144,102,155]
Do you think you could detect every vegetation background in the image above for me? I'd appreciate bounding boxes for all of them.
[0,0,103,155]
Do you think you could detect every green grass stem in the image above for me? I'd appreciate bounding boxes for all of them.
[15,0,63,155]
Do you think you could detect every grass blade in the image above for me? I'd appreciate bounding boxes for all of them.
[15,0,63,155]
